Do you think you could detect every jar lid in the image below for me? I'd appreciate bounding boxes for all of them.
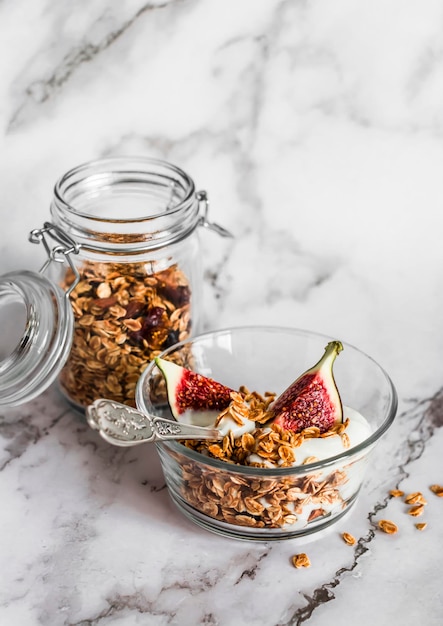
[0,270,74,407]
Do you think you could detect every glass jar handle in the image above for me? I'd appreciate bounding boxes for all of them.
[197,191,233,238]
[29,222,81,296]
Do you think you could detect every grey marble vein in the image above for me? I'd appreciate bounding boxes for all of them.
[7,0,177,131]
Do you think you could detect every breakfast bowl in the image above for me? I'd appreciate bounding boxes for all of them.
[135,326,397,541]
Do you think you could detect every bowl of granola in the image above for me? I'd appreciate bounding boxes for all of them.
[135,326,398,540]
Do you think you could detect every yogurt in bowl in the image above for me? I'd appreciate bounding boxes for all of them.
[136,326,397,541]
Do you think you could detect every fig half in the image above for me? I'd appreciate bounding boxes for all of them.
[155,357,233,425]
[272,341,344,433]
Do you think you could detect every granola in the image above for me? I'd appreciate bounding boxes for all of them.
[407,504,425,517]
[60,260,192,407]
[389,489,404,498]
[404,492,427,505]
[342,532,357,545]
[169,390,353,531]
[378,519,398,534]
[429,484,443,497]
[292,553,311,568]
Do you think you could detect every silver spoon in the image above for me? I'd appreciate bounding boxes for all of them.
[86,398,223,447]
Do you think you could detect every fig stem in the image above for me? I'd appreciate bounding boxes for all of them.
[308,341,343,373]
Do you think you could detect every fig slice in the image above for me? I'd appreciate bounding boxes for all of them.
[155,357,234,425]
[272,341,344,433]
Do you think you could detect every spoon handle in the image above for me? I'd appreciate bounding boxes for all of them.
[86,398,222,447]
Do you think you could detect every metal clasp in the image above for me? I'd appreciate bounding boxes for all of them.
[197,190,233,238]
[29,222,81,296]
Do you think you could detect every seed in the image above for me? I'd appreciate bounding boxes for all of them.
[429,484,443,497]
[378,519,398,534]
[292,553,311,568]
[415,523,427,531]
[342,532,356,546]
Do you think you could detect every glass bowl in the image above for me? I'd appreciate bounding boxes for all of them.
[135,326,397,541]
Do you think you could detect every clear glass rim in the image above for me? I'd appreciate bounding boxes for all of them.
[50,156,201,253]
[53,156,196,223]
[136,325,398,476]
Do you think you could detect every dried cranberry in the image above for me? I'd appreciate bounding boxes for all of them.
[159,285,191,307]
[129,306,167,346]
[142,306,165,330]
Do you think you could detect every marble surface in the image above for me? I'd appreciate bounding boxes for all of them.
[1,1,443,624]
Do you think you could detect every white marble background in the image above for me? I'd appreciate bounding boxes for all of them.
[1,1,443,624]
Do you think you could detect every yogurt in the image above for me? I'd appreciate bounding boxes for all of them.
[176,407,256,437]
[180,401,371,466]
[247,406,371,467]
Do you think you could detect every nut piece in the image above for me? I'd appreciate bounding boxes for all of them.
[342,532,356,546]
[389,489,404,498]
[378,519,398,534]
[407,504,425,517]
[292,553,311,569]
[415,523,427,531]
[404,492,427,505]
[429,484,443,497]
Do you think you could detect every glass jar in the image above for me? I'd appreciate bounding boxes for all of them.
[0,157,230,409]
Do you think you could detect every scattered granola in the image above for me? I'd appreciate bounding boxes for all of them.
[429,484,443,497]
[342,532,356,546]
[378,519,398,534]
[404,492,427,505]
[407,504,425,517]
[59,261,192,407]
[292,553,311,568]
[389,489,404,498]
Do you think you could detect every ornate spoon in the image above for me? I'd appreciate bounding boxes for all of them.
[86,398,223,447]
